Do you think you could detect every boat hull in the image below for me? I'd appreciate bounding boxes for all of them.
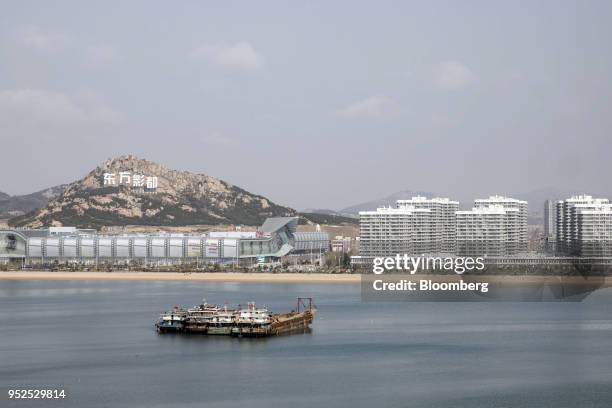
[207,326,233,335]
[156,321,185,333]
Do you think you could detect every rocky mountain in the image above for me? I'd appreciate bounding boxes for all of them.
[9,155,295,228]
[0,186,67,218]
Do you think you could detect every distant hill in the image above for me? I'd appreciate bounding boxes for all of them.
[0,185,67,218]
[513,187,580,214]
[299,212,358,226]
[339,190,435,214]
[303,208,342,216]
[9,155,295,229]
[302,208,357,218]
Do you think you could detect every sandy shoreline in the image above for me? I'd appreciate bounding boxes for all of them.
[0,271,362,283]
[0,271,610,285]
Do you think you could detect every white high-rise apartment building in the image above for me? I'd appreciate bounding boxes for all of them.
[456,205,523,256]
[555,195,612,256]
[358,195,530,259]
[455,196,528,256]
[396,196,459,253]
[474,195,528,252]
[543,199,557,253]
[544,199,556,238]
[358,205,434,258]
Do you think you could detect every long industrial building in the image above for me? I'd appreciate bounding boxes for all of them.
[0,217,330,266]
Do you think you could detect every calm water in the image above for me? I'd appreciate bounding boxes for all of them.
[1,280,612,408]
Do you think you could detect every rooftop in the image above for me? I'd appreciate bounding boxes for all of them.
[474,195,527,204]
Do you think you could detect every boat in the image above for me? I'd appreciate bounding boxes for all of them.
[231,302,273,337]
[184,300,222,333]
[155,298,315,337]
[155,306,188,333]
[207,305,238,335]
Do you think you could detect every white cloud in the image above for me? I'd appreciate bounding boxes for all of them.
[433,61,475,90]
[191,42,264,72]
[0,88,121,132]
[336,96,397,120]
[85,44,122,64]
[19,26,71,53]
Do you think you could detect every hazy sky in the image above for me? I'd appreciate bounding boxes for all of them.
[1,1,611,210]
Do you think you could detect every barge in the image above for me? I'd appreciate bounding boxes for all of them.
[156,297,315,337]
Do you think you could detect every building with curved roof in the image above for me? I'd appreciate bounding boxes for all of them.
[0,217,330,266]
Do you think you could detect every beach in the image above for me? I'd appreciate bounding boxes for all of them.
[0,271,610,286]
[0,271,362,283]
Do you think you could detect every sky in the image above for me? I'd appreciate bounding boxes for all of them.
[0,1,611,210]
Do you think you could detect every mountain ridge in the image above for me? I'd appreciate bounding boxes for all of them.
[10,155,295,228]
[0,185,67,218]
